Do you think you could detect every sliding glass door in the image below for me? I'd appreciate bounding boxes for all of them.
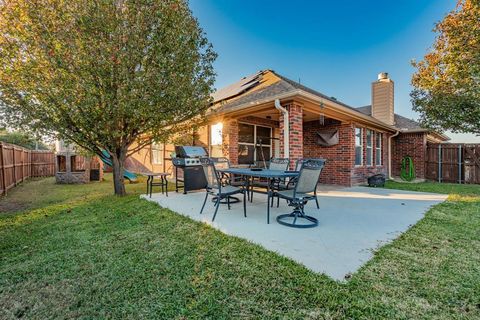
[238,123,272,165]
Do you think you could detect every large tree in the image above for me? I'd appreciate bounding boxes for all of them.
[0,0,216,195]
[411,0,480,135]
[0,129,49,150]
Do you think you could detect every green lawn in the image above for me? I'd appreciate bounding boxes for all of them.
[1,177,479,319]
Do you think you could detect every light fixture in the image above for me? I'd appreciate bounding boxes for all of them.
[319,99,325,125]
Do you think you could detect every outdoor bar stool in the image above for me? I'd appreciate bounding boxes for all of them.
[200,158,247,222]
[249,157,290,202]
[143,172,170,198]
[275,159,326,228]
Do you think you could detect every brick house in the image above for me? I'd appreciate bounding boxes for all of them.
[129,70,448,186]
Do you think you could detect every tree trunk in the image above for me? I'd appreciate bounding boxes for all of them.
[111,150,126,196]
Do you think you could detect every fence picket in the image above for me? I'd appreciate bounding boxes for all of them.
[0,143,6,195]
[0,142,55,195]
[427,143,480,184]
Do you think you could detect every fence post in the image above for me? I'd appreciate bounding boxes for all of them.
[438,144,442,183]
[12,146,17,186]
[0,143,5,195]
[20,148,24,182]
[458,144,462,184]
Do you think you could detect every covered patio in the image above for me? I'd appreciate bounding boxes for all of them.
[142,186,447,280]
[209,82,396,186]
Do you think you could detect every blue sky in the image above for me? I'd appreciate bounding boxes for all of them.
[190,0,478,143]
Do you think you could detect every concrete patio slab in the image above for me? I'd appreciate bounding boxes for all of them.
[141,186,447,281]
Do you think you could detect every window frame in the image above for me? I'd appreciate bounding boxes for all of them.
[375,132,383,166]
[238,122,272,165]
[366,129,373,166]
[151,142,164,165]
[354,127,363,166]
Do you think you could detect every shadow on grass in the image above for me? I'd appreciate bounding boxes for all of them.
[1,192,344,319]
[1,178,479,318]
[0,174,150,218]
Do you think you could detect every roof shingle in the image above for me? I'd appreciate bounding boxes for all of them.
[210,70,441,136]
[355,105,426,132]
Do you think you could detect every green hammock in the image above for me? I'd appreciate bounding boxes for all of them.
[400,156,416,181]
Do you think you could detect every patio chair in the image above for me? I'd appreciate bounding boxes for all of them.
[273,158,325,208]
[211,157,247,202]
[211,157,243,185]
[249,157,290,202]
[275,159,326,228]
[199,158,246,222]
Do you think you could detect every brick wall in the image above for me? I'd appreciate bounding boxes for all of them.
[222,111,394,186]
[391,132,427,179]
[280,102,303,168]
[223,120,239,165]
[351,126,389,185]
[304,120,390,186]
[303,120,354,186]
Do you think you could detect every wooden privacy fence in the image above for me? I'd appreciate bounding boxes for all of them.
[426,143,480,184]
[0,142,55,195]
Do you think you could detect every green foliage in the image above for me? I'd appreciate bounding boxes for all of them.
[0,129,49,150]
[0,0,217,194]
[1,176,479,318]
[411,0,480,135]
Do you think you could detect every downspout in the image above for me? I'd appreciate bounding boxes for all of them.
[274,99,289,158]
[388,130,400,179]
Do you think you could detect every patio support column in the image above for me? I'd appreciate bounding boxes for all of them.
[222,120,239,165]
[279,101,303,168]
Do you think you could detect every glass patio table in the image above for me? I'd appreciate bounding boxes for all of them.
[217,168,299,224]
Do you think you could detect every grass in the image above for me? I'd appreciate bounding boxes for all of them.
[0,176,479,319]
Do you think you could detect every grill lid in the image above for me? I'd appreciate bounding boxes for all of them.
[175,146,208,158]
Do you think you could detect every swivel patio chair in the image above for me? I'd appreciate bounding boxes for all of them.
[275,159,326,228]
[200,158,246,222]
[274,158,325,208]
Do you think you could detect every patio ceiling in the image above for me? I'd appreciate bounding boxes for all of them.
[212,99,351,124]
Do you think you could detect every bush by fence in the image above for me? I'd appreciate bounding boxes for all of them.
[0,142,55,195]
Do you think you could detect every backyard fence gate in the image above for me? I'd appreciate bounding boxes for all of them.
[0,142,55,195]
[426,143,480,184]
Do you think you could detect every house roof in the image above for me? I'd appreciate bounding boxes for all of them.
[213,78,295,111]
[355,105,449,141]
[355,105,424,131]
[212,71,264,103]
[210,69,448,140]
[212,69,372,117]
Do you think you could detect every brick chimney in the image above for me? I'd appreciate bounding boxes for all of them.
[371,72,394,125]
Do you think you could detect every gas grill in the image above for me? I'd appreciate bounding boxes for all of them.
[172,146,208,194]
